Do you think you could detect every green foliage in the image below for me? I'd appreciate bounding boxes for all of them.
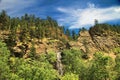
[46,51,57,64]
[0,38,120,80]
[80,27,87,32]
[62,49,82,65]
[61,50,116,80]
[71,30,78,40]
[29,43,36,59]
[0,41,10,79]
[9,58,58,80]
[88,52,115,80]
[65,29,71,39]
[0,10,68,44]
[61,73,79,80]
[89,23,120,36]
[5,30,17,47]
[113,47,120,54]
[0,41,59,80]
[115,54,120,80]
[62,49,85,74]
[0,10,10,30]
[19,25,30,42]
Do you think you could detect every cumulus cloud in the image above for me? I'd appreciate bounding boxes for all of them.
[57,3,120,29]
[0,0,36,16]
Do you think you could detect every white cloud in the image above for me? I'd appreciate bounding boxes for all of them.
[57,3,120,29]
[87,2,95,8]
[0,0,36,16]
[114,8,120,12]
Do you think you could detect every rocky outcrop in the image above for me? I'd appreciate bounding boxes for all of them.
[69,30,120,55]
[69,31,98,54]
[77,31,97,53]
[91,33,120,52]
[11,38,65,58]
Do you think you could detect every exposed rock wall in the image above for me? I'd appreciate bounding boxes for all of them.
[70,30,120,54]
[92,35,120,52]
[77,31,97,53]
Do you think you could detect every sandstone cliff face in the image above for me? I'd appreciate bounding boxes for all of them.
[91,34,120,52]
[69,30,120,54]
[77,31,97,53]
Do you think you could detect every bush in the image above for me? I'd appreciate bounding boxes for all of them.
[61,73,79,80]
[113,47,120,54]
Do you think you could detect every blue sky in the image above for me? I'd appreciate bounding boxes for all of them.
[0,0,120,29]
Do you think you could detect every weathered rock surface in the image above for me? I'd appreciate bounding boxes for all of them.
[92,34,120,52]
[69,31,97,54]
[69,30,120,54]
[11,38,65,58]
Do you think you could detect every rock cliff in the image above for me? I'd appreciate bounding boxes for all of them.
[69,29,120,56]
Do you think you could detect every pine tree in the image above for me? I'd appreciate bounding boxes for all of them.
[0,10,10,30]
[29,43,36,59]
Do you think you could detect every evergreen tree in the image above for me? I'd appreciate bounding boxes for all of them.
[94,19,98,25]
[29,43,36,59]
[72,30,78,40]
[0,10,10,30]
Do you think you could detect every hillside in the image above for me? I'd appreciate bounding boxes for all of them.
[2,10,120,57]
[0,10,70,58]
[0,11,120,80]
